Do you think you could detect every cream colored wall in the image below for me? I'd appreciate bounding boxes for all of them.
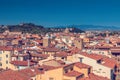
[0,51,11,69]
[84,49,111,58]
[73,54,111,79]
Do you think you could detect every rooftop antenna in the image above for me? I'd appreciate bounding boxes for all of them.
[17,40,23,70]
[27,51,31,68]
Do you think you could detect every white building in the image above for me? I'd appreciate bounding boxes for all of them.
[71,53,117,80]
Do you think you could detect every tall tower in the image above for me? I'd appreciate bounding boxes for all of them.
[106,31,109,37]
[64,28,70,33]
[43,37,51,47]
[105,31,110,44]
[74,39,83,50]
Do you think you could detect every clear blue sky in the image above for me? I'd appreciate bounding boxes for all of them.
[0,0,120,27]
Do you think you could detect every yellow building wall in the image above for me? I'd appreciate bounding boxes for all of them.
[0,51,11,69]
[67,56,73,62]
[44,68,63,80]
[9,64,17,70]
[74,66,88,77]
[63,76,76,80]
[36,74,47,80]
[83,38,89,43]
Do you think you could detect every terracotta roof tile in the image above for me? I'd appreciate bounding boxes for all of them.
[80,73,110,80]
[10,61,35,66]
[74,62,91,69]
[43,47,59,52]
[0,70,30,80]
[64,70,83,77]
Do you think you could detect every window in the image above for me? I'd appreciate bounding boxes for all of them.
[61,57,64,59]
[99,52,101,54]
[97,71,100,73]
[6,54,8,58]
[102,52,104,54]
[0,57,2,61]
[79,57,83,63]
[15,52,18,54]
[65,70,68,73]
[6,60,8,64]
[99,69,102,70]
[6,67,8,69]
[70,68,73,71]
[0,63,2,66]
[88,68,91,74]
[0,51,2,54]
[49,77,54,80]
[17,66,20,69]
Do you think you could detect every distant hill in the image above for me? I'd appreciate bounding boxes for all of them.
[7,23,49,34]
[0,23,84,34]
[49,27,84,33]
[55,25,120,31]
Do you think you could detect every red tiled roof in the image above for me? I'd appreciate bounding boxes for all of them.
[80,53,103,60]
[64,70,83,77]
[0,70,30,80]
[74,62,91,69]
[43,47,59,52]
[55,51,68,57]
[35,39,43,43]
[0,46,22,51]
[38,65,57,71]
[70,47,81,54]
[19,67,44,77]
[10,61,35,66]
[0,46,13,51]
[56,60,65,65]
[101,57,117,68]
[111,47,120,53]
[80,73,110,80]
[11,54,28,57]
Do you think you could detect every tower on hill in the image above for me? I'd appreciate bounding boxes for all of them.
[64,28,70,33]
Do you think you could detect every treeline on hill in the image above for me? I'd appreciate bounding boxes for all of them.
[0,23,84,34]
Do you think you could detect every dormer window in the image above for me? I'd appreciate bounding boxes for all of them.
[97,60,105,64]
[97,60,101,63]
